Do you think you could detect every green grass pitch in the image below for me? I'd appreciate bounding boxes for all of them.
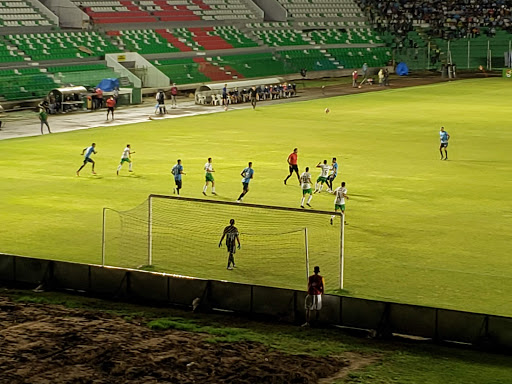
[1,78,511,316]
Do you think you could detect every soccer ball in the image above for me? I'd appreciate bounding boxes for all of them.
[325,108,330,114]
[358,85,362,89]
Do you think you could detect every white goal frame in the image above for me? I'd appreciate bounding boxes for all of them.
[102,194,346,289]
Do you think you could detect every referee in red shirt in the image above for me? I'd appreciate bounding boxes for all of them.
[284,148,300,185]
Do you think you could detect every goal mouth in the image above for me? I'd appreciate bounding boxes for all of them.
[102,194,345,291]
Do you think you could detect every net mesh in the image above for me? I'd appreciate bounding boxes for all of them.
[104,195,341,290]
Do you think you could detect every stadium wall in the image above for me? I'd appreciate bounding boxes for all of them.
[40,0,89,29]
[251,0,287,21]
[1,253,511,351]
[25,0,59,26]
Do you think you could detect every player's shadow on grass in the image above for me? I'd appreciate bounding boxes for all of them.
[121,174,143,178]
[455,159,499,165]
[349,193,374,201]
[202,194,233,202]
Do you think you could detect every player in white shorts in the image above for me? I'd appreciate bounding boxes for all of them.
[117,144,135,175]
[203,157,217,195]
[300,167,313,208]
[330,181,348,225]
[314,160,331,193]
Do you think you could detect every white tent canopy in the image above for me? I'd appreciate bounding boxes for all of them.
[196,77,285,93]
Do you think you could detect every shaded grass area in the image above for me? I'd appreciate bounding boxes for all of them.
[1,78,511,315]
[6,289,512,384]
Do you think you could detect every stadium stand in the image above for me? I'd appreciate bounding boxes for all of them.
[152,57,212,84]
[0,68,57,101]
[0,0,402,102]
[107,29,181,54]
[106,26,257,54]
[47,63,119,88]
[0,37,24,63]
[357,0,512,37]
[212,53,287,78]
[252,28,310,46]
[327,47,392,68]
[71,0,157,24]
[73,0,259,23]
[0,0,55,28]
[306,28,383,45]
[278,49,339,71]
[4,31,119,61]
[277,0,364,19]
[0,63,120,101]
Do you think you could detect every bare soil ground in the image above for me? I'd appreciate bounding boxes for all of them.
[0,295,377,384]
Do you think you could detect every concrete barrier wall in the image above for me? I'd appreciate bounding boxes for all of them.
[0,253,510,350]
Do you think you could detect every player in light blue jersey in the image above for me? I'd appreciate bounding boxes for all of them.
[171,159,186,195]
[326,157,338,192]
[76,143,97,176]
[237,161,254,202]
[439,126,450,160]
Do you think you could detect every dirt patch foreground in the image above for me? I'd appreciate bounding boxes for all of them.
[0,296,378,384]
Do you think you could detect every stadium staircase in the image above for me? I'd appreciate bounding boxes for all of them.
[155,29,193,51]
[193,57,244,81]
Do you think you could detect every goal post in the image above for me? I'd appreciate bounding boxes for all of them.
[102,194,345,291]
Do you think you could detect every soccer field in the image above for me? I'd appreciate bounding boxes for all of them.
[1,78,511,316]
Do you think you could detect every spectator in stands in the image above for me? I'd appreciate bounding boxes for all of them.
[359,0,512,41]
[170,83,178,108]
[106,96,116,121]
[256,85,264,100]
[241,88,248,102]
[156,90,166,114]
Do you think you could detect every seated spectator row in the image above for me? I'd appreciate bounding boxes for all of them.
[202,83,297,106]
[358,0,512,37]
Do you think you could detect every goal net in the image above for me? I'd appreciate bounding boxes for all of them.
[102,194,344,290]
